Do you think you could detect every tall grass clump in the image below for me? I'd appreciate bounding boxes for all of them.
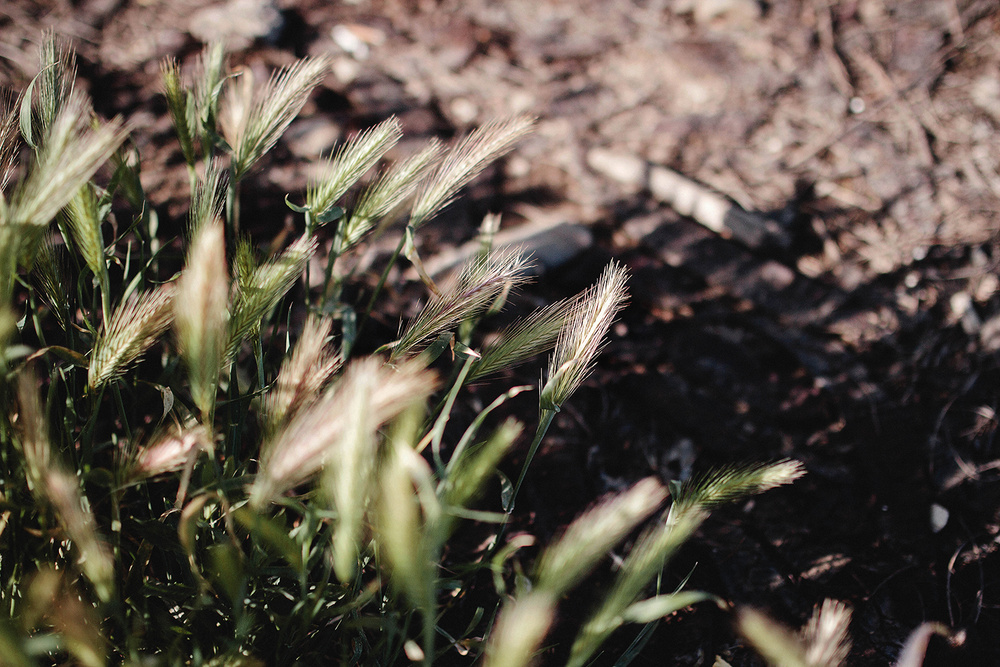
[0,35,812,667]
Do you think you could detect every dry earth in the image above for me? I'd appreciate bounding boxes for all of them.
[2,0,1000,664]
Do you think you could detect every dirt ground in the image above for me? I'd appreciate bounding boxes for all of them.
[2,0,1000,664]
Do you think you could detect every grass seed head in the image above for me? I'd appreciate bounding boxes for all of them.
[89,284,175,390]
[410,115,535,228]
[389,248,533,361]
[540,261,629,411]
[9,89,127,229]
[227,233,317,362]
[306,116,402,223]
[252,357,436,507]
[222,56,330,182]
[174,219,229,423]
[128,424,208,483]
[534,477,667,598]
[484,592,556,667]
[342,137,443,249]
[261,314,341,435]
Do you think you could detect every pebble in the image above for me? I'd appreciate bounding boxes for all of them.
[585,148,645,188]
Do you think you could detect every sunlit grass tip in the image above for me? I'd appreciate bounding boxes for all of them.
[534,477,667,599]
[484,592,556,667]
[737,598,852,667]
[8,89,127,229]
[671,459,806,514]
[306,116,403,224]
[410,115,535,228]
[540,260,629,411]
[127,423,209,483]
[187,159,227,238]
[222,55,330,182]
[160,57,196,167]
[251,357,436,508]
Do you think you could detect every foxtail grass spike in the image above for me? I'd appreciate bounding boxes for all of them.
[484,592,556,667]
[27,32,77,146]
[534,477,667,598]
[227,234,318,362]
[468,297,574,381]
[127,424,209,483]
[31,240,71,332]
[306,116,402,224]
[540,261,629,411]
[342,138,442,250]
[89,284,175,390]
[410,115,535,228]
[222,56,330,182]
[388,248,533,361]
[804,599,852,667]
[188,159,227,238]
[260,314,341,435]
[160,57,196,167]
[62,183,106,285]
[8,89,127,229]
[193,42,227,139]
[251,357,435,508]
[671,459,806,515]
[174,219,229,424]
[324,360,380,583]
[0,91,19,192]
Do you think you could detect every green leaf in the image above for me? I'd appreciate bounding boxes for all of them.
[232,506,304,571]
[283,194,310,214]
[206,542,244,603]
[499,470,514,512]
[621,592,720,624]
[315,205,344,224]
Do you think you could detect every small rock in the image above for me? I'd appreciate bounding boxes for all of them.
[189,0,283,49]
[930,503,949,533]
[586,148,645,188]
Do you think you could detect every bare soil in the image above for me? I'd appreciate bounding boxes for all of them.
[2,1,999,664]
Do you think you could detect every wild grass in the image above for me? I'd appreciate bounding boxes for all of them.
[0,35,817,666]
